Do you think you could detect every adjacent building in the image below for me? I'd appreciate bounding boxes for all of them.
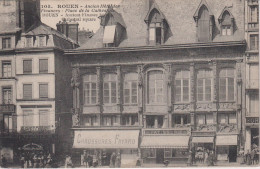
[65,0,247,166]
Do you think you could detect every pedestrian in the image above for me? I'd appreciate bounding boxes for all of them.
[238,148,245,164]
[93,152,98,167]
[115,152,121,168]
[65,155,73,168]
[1,155,7,168]
[207,151,215,166]
[246,150,251,165]
[83,151,88,167]
[87,153,93,167]
[45,153,52,168]
[204,149,208,165]
[191,147,195,165]
[109,152,116,168]
[251,149,256,165]
[20,154,25,168]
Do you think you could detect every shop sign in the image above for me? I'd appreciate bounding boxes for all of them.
[246,117,259,124]
[73,130,139,149]
[143,129,188,135]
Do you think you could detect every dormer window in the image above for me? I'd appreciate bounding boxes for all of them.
[103,25,116,47]
[26,36,33,47]
[219,9,234,36]
[2,37,11,49]
[39,36,46,47]
[193,0,214,42]
[145,5,168,45]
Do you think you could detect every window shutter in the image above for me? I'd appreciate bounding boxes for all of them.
[39,59,48,73]
[39,84,48,98]
[23,84,32,99]
[23,60,32,73]
[39,110,49,126]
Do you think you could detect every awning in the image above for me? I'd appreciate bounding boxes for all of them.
[192,137,214,143]
[103,25,116,43]
[73,130,139,149]
[216,135,237,146]
[140,136,189,148]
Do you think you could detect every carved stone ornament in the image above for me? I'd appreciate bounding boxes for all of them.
[163,64,172,86]
[218,102,236,110]
[218,124,237,133]
[71,67,80,88]
[137,65,143,87]
[196,124,216,131]
[196,103,212,110]
[72,109,80,126]
[174,104,190,111]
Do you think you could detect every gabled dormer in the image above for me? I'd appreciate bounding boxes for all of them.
[218,7,235,36]
[144,2,169,45]
[100,7,126,47]
[193,0,215,42]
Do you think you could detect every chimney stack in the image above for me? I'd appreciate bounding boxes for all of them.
[56,19,79,44]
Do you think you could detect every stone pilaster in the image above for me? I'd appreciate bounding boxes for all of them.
[137,65,144,126]
[164,64,172,113]
[190,63,195,111]
[71,67,80,127]
[212,61,218,110]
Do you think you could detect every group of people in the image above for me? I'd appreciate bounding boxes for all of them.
[238,148,259,165]
[20,152,54,168]
[109,152,121,168]
[81,150,99,168]
[188,148,215,166]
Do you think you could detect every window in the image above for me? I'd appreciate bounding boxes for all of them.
[221,11,232,36]
[172,114,190,127]
[122,114,138,126]
[83,115,98,126]
[84,74,97,105]
[143,149,156,158]
[2,61,11,77]
[103,25,116,47]
[102,115,119,126]
[2,87,12,104]
[175,70,190,102]
[146,115,164,128]
[23,84,32,99]
[250,93,259,116]
[124,73,138,104]
[39,59,48,73]
[197,69,212,101]
[26,37,33,47]
[198,6,210,42]
[164,149,171,158]
[103,74,117,104]
[250,34,259,50]
[39,84,48,98]
[23,110,34,126]
[39,36,45,47]
[219,68,235,101]
[249,6,259,23]
[3,0,11,6]
[23,60,32,74]
[196,114,213,125]
[148,9,163,45]
[3,115,12,132]
[39,110,49,126]
[2,37,11,49]
[147,70,164,104]
[218,113,237,124]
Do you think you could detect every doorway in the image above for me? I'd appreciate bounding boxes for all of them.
[229,146,237,162]
[156,149,164,164]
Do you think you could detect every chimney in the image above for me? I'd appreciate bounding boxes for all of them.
[19,0,41,32]
[56,19,79,44]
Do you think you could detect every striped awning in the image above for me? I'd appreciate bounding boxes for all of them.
[216,135,237,146]
[140,136,189,148]
[192,137,214,143]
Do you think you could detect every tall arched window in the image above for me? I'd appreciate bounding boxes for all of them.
[198,5,210,42]
[147,70,164,104]
[103,73,117,104]
[149,9,162,45]
[219,68,235,101]
[197,69,212,101]
[83,74,97,105]
[174,70,190,103]
[124,73,138,104]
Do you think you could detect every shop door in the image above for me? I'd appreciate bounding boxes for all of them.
[229,146,237,162]
[156,149,164,164]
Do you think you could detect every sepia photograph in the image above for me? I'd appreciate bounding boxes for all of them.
[0,0,259,168]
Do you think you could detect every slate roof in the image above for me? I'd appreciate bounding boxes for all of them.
[78,0,245,50]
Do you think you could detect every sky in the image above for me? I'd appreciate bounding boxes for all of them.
[41,0,122,33]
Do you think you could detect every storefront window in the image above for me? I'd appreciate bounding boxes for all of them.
[147,70,164,104]
[102,115,119,126]
[217,146,229,161]
[143,149,156,158]
[146,115,164,128]
[172,149,189,158]
[122,114,138,126]
[164,148,171,158]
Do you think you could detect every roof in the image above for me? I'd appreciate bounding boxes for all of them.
[78,0,245,50]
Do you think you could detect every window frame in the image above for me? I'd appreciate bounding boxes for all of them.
[2,37,11,49]
[196,113,214,125]
[3,115,12,132]
[26,36,33,48]
[123,73,138,105]
[219,68,235,102]
[174,70,190,103]
[39,109,50,126]
[83,74,97,105]
[2,86,12,104]
[2,61,12,77]
[103,73,117,105]
[149,22,162,45]
[39,83,48,98]
[196,69,213,102]
[217,113,237,124]
[39,36,46,47]
[249,34,259,50]
[23,83,33,99]
[147,70,165,104]
[249,5,259,23]
[22,109,34,127]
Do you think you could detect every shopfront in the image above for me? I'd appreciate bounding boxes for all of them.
[216,135,238,163]
[191,136,214,164]
[72,129,140,167]
[141,136,190,164]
